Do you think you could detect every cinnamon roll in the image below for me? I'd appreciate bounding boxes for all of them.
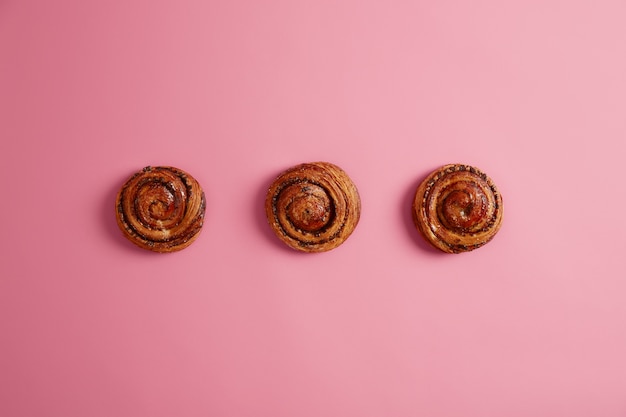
[115,166,206,252]
[413,164,503,253]
[265,162,361,252]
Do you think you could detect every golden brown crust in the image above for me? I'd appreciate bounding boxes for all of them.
[412,164,503,253]
[265,162,361,252]
[115,166,206,252]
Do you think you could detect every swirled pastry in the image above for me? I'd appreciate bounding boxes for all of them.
[115,166,206,252]
[413,164,503,253]
[265,162,361,252]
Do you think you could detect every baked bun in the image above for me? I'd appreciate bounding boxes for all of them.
[115,166,206,252]
[265,162,361,252]
[413,164,503,253]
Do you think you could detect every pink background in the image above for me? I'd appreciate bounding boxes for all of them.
[2,0,626,416]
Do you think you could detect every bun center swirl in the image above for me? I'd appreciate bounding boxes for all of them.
[136,178,186,228]
[282,183,333,233]
[438,181,489,231]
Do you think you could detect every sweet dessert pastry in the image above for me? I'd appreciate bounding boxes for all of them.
[413,164,503,253]
[115,166,206,252]
[265,162,361,252]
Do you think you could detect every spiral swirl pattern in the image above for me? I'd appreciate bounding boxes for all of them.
[116,166,206,252]
[266,162,361,252]
[413,164,503,253]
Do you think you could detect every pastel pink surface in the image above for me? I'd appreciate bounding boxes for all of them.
[1,1,626,416]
